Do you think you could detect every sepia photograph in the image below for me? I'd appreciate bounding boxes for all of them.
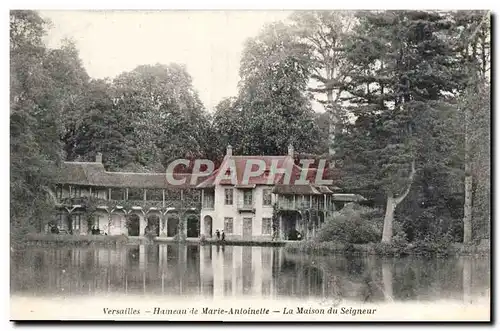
[9,8,491,322]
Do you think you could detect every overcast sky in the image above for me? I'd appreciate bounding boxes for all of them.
[39,10,294,112]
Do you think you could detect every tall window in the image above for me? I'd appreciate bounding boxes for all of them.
[56,185,63,200]
[263,189,272,206]
[262,218,272,235]
[224,217,233,234]
[91,215,99,228]
[203,190,215,209]
[57,213,65,228]
[73,214,81,230]
[243,190,253,206]
[224,188,233,205]
[72,186,82,198]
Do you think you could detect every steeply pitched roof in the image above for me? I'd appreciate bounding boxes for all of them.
[55,162,207,189]
[196,155,339,194]
[56,155,342,193]
[195,155,304,188]
[55,162,106,186]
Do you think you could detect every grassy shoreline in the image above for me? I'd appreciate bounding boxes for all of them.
[20,233,490,257]
[285,240,491,257]
[21,233,286,247]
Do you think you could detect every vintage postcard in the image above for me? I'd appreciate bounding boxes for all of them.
[10,9,491,322]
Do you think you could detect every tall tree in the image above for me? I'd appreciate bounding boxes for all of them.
[113,64,215,169]
[10,10,62,238]
[290,11,357,158]
[234,22,323,155]
[44,38,90,158]
[212,97,242,154]
[340,11,461,243]
[70,79,137,170]
[452,11,490,243]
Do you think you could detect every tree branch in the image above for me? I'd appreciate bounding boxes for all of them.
[394,159,416,205]
[310,73,328,84]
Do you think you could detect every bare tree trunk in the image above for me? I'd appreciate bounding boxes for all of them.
[463,103,473,244]
[463,174,473,243]
[382,194,395,243]
[381,261,393,301]
[327,90,336,157]
[462,257,472,304]
[382,160,416,243]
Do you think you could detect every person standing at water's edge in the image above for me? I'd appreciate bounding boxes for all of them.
[221,230,225,241]
[215,229,220,240]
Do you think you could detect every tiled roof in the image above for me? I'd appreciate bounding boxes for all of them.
[196,155,293,188]
[56,155,343,194]
[196,155,340,194]
[55,162,207,189]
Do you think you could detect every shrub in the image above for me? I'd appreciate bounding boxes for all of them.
[315,203,384,244]
[408,231,455,257]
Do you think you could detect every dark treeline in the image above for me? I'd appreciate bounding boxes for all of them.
[10,10,490,245]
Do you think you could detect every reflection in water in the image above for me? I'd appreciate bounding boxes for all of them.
[382,261,393,301]
[10,244,490,304]
[463,257,472,304]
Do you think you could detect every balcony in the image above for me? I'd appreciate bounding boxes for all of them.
[276,195,335,211]
[237,202,255,213]
[58,196,200,211]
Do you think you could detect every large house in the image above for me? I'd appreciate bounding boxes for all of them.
[51,146,365,241]
[196,145,363,241]
[51,153,204,238]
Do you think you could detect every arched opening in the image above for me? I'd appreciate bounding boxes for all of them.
[279,210,302,241]
[318,211,325,226]
[110,210,126,235]
[87,211,99,235]
[186,215,199,238]
[203,215,213,238]
[127,214,140,236]
[146,214,160,236]
[70,210,85,235]
[167,215,179,237]
[94,209,109,235]
[50,209,70,234]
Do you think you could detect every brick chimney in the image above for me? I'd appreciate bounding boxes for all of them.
[226,145,233,156]
[96,152,103,163]
[288,144,294,158]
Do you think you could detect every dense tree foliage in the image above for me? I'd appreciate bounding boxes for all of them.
[11,11,63,240]
[214,22,324,156]
[112,63,216,170]
[336,11,467,242]
[10,10,490,246]
[290,11,356,157]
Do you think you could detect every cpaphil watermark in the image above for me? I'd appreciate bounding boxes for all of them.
[165,159,333,186]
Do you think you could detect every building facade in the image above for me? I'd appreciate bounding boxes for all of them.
[51,148,364,241]
[197,145,365,241]
[51,153,203,238]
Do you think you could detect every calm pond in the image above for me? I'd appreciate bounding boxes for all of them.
[11,244,490,304]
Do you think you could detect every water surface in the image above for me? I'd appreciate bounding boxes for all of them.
[11,243,490,305]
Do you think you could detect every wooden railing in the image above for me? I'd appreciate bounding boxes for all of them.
[59,196,200,210]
